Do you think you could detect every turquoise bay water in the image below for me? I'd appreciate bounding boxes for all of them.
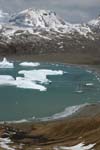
[0,62,100,121]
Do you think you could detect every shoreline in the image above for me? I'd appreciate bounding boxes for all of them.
[0,102,100,124]
[0,103,100,150]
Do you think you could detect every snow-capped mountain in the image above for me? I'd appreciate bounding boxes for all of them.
[0,8,92,37]
[0,8,98,35]
[9,8,66,29]
[88,15,100,31]
[0,8,99,57]
[8,8,92,36]
[88,15,100,27]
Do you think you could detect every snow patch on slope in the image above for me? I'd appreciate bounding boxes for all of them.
[8,8,92,36]
[54,143,95,150]
[9,8,66,30]
[88,16,100,32]
[0,8,94,40]
[0,138,14,150]
[88,16,100,27]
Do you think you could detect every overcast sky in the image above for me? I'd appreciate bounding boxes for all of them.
[0,0,100,23]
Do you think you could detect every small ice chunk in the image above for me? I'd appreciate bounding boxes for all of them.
[19,62,40,67]
[85,83,94,86]
[76,90,83,93]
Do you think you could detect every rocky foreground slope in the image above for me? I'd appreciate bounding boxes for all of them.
[0,104,99,150]
[0,8,100,58]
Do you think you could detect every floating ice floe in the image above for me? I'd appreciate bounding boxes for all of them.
[16,77,46,91]
[75,90,83,93]
[19,61,40,67]
[0,75,46,91]
[54,143,95,150]
[85,83,94,86]
[0,57,14,68]
[18,69,63,83]
[86,70,92,73]
[0,75,15,86]
[0,69,63,91]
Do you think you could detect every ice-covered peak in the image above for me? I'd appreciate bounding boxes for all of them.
[8,8,92,36]
[9,8,67,30]
[0,8,93,38]
[88,15,100,29]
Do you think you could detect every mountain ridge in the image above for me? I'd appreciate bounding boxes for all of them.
[0,8,100,58]
[0,8,93,35]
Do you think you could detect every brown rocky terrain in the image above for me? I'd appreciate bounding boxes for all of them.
[0,104,100,150]
[0,116,99,150]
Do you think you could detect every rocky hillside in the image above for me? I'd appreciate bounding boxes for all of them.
[0,8,100,57]
[0,104,100,150]
[88,15,100,32]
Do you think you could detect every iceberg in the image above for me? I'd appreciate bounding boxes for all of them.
[16,77,46,91]
[19,61,40,67]
[18,69,63,83]
[0,75,46,91]
[0,75,15,86]
[0,69,63,91]
[0,57,14,68]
